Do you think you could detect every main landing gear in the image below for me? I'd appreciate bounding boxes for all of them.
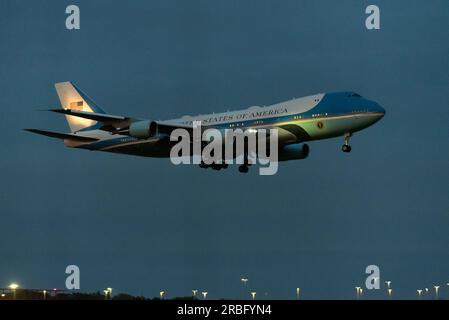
[200,162,228,170]
[341,133,352,153]
[200,161,251,173]
[238,155,252,173]
[238,164,249,173]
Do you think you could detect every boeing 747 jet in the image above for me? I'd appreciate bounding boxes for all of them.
[26,82,385,173]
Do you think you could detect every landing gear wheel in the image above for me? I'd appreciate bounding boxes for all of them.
[342,144,352,153]
[238,165,249,173]
[342,133,352,153]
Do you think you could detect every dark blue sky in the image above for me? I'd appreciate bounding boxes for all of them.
[0,0,448,299]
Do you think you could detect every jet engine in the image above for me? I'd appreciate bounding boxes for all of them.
[129,120,158,139]
[278,143,310,161]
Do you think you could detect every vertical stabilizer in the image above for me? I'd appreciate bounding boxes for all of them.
[54,81,106,132]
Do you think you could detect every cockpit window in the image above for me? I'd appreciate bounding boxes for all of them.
[349,93,361,97]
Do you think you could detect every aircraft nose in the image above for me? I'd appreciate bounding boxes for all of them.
[370,101,386,117]
[377,103,386,116]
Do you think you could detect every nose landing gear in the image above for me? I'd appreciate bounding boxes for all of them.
[199,162,228,170]
[341,133,352,153]
[342,144,352,153]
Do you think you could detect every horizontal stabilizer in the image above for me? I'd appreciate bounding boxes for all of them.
[24,129,99,142]
[48,108,128,122]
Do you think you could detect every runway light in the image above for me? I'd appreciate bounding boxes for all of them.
[192,290,198,299]
[296,288,300,300]
[159,291,165,300]
[9,283,19,300]
[251,292,257,300]
[202,291,208,299]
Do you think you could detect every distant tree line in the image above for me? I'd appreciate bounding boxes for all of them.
[0,289,196,300]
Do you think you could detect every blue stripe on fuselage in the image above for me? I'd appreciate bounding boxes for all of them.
[82,136,140,150]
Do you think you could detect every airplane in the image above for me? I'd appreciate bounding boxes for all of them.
[26,81,385,173]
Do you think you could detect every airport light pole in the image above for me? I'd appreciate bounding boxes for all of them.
[241,278,248,299]
[202,291,208,300]
[424,288,429,299]
[296,288,300,300]
[160,291,165,300]
[103,288,113,300]
[355,287,361,299]
[43,290,47,300]
[434,286,440,300]
[417,289,423,299]
[387,288,393,299]
[192,290,198,300]
[8,283,19,300]
[250,292,256,300]
[107,288,113,300]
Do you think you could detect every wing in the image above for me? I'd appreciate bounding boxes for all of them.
[47,108,139,133]
[153,121,198,137]
[24,129,99,142]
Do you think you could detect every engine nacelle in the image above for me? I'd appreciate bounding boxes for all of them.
[278,143,310,161]
[129,120,158,139]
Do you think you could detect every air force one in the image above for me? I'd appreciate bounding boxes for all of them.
[26,82,385,173]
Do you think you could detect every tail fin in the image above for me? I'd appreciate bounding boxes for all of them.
[55,81,106,132]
